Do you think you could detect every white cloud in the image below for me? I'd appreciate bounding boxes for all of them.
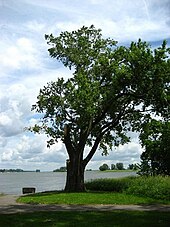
[0,133,67,171]
[26,21,46,33]
[0,113,12,126]
[0,37,40,72]
[1,148,14,162]
[0,83,33,137]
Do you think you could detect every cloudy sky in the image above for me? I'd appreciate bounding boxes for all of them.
[0,0,170,171]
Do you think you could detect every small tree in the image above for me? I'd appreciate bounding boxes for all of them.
[30,25,170,192]
[128,163,139,170]
[116,162,124,170]
[139,120,170,176]
[99,163,110,171]
[133,164,139,171]
[128,164,134,170]
[111,164,116,170]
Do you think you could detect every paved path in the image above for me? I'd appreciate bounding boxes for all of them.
[0,195,170,214]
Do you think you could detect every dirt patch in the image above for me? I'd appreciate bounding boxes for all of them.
[0,194,19,206]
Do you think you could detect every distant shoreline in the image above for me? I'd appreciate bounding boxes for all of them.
[0,169,41,173]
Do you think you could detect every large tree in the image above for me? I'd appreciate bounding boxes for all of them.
[30,25,170,192]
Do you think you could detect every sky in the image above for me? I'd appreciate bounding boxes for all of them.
[0,0,170,171]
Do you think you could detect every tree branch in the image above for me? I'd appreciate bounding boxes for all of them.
[92,97,115,128]
[83,134,102,167]
[83,109,123,167]
[63,124,75,158]
[77,118,93,155]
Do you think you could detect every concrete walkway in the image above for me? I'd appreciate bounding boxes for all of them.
[0,195,170,214]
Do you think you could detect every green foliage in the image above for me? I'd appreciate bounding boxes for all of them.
[139,120,170,176]
[85,177,131,192]
[128,164,139,170]
[99,163,110,171]
[128,164,134,170]
[111,164,116,170]
[30,25,170,154]
[85,176,170,201]
[0,168,24,172]
[125,176,170,201]
[53,167,67,172]
[116,162,124,170]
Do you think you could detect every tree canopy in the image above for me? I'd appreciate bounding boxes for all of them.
[30,25,170,191]
[99,163,110,171]
[139,120,170,176]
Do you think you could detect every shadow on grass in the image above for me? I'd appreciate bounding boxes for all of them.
[0,210,170,227]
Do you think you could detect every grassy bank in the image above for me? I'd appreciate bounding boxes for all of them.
[0,211,170,227]
[18,191,168,205]
[18,176,170,205]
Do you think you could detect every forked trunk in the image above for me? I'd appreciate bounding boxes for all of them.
[63,124,100,192]
[64,154,86,192]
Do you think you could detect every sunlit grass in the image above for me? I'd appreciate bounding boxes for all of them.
[18,191,169,205]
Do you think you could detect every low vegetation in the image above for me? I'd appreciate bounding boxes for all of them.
[85,177,131,192]
[18,191,165,205]
[85,176,170,201]
[18,176,170,205]
[125,176,170,201]
[0,211,170,227]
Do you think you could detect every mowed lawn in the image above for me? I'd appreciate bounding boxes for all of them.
[18,191,170,205]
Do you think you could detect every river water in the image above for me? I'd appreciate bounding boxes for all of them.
[0,171,136,195]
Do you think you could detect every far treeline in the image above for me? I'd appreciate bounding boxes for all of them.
[0,169,41,173]
[99,163,138,171]
[53,163,138,172]
[0,169,24,173]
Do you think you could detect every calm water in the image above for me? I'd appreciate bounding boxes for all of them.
[0,171,136,195]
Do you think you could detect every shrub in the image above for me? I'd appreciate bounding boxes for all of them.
[125,176,170,200]
[85,177,132,192]
[85,176,170,201]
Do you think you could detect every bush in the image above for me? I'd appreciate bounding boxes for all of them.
[125,176,170,200]
[85,177,131,192]
[85,176,170,201]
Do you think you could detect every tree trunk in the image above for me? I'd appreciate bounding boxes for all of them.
[63,124,101,192]
[64,153,86,192]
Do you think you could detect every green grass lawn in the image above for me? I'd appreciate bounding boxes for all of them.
[0,211,170,227]
[18,191,170,205]
[18,176,170,205]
